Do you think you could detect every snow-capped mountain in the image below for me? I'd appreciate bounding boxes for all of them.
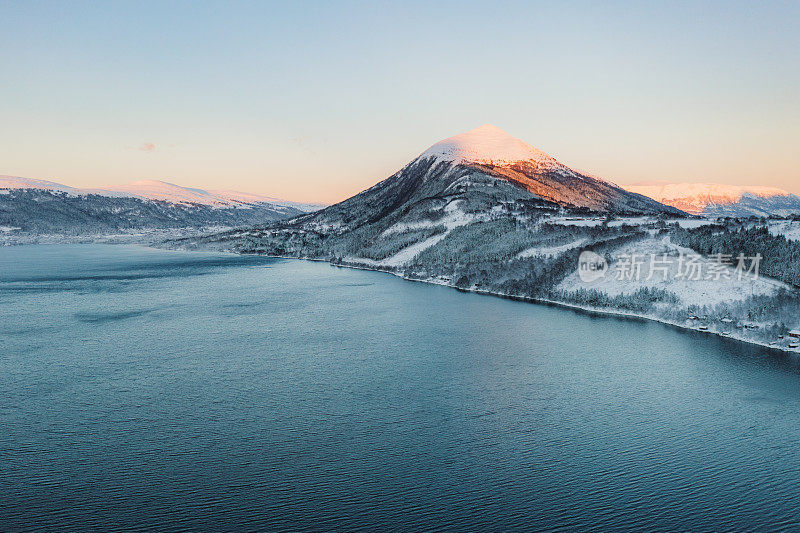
[0,175,323,240]
[297,125,680,233]
[181,124,683,263]
[0,176,323,212]
[624,182,800,217]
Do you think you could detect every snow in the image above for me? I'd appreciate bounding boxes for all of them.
[444,199,462,213]
[0,175,321,212]
[557,235,784,306]
[625,182,792,215]
[102,180,320,210]
[608,216,652,227]
[544,215,715,229]
[546,216,653,228]
[419,125,565,169]
[207,190,324,212]
[345,232,448,268]
[382,200,476,236]
[547,217,604,227]
[769,220,800,241]
[382,233,450,267]
[669,218,716,229]
[101,180,226,206]
[0,175,86,195]
[517,238,587,259]
[354,200,478,267]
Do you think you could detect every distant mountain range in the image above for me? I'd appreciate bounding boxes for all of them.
[0,176,323,211]
[624,182,800,217]
[7,126,796,245]
[0,176,323,239]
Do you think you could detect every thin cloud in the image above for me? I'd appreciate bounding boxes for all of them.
[139,142,156,152]
[291,136,317,156]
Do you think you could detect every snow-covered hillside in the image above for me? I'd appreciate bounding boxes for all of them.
[768,220,800,241]
[0,175,323,242]
[625,182,800,217]
[0,176,322,211]
[0,176,96,196]
[297,125,680,235]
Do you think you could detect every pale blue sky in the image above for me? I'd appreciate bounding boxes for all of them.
[1,0,798,202]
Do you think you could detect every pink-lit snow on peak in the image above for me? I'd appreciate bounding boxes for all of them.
[420,125,561,167]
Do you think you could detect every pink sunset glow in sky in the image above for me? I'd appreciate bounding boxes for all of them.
[1,1,798,203]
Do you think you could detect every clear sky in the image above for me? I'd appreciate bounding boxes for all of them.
[1,0,798,203]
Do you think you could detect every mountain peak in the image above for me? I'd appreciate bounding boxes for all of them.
[420,125,560,167]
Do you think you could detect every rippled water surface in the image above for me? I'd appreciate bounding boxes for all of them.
[2,244,800,531]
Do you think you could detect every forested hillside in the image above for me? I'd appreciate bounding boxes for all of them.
[672,225,800,287]
[0,189,304,238]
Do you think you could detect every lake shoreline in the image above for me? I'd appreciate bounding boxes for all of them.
[256,253,798,357]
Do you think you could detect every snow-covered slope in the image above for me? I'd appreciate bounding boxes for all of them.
[205,189,324,212]
[0,176,94,195]
[103,180,252,207]
[101,179,323,210]
[304,125,680,232]
[0,175,324,239]
[420,124,562,169]
[625,182,800,217]
[0,176,322,212]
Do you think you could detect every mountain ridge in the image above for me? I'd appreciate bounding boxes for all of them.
[624,182,800,217]
[0,175,324,212]
[0,175,322,241]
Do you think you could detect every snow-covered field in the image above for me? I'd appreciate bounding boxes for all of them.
[769,220,800,242]
[547,216,605,227]
[517,238,587,259]
[557,235,783,306]
[669,218,717,229]
[545,215,715,229]
[546,215,656,227]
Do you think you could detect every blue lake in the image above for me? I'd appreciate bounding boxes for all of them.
[2,244,800,531]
